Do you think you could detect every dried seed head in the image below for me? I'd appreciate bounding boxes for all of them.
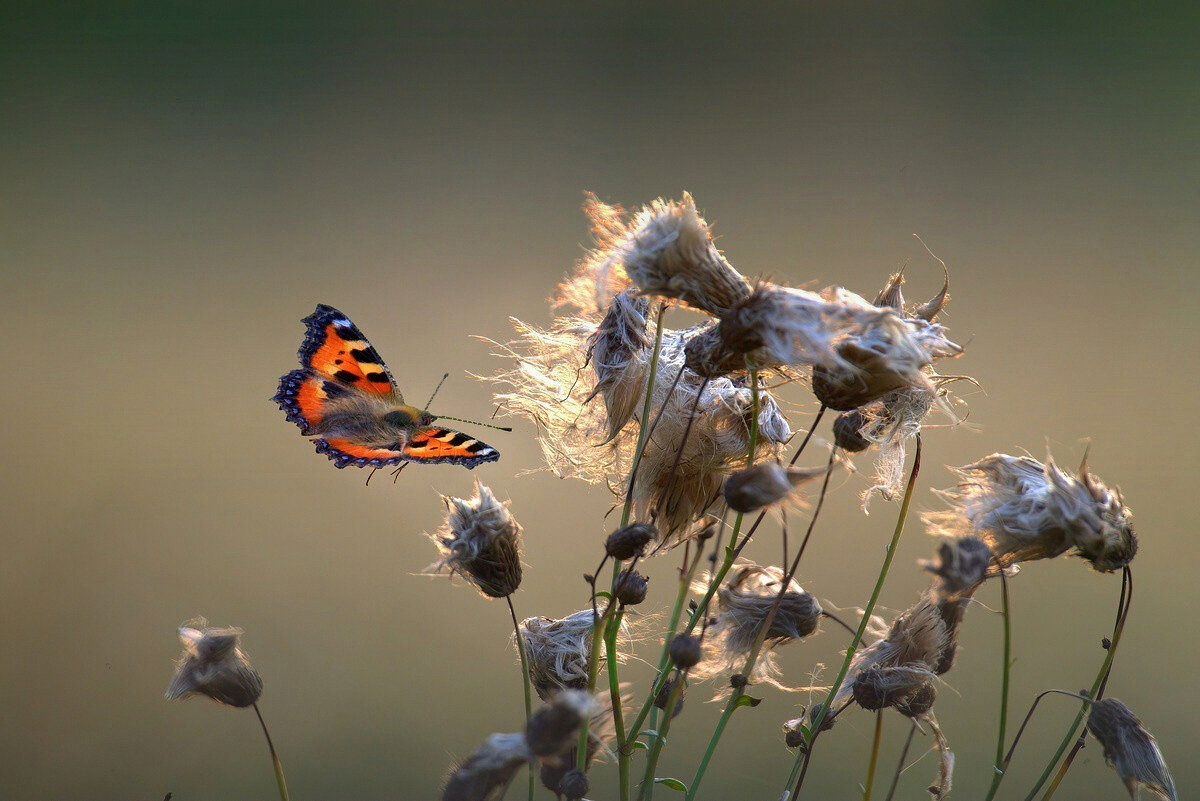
[808,702,836,732]
[538,689,624,793]
[923,537,991,602]
[427,481,523,598]
[1087,699,1176,800]
[524,691,592,758]
[722,462,826,513]
[895,682,937,718]
[851,665,937,711]
[832,410,873,453]
[605,523,656,560]
[516,611,597,701]
[691,562,821,690]
[653,675,686,718]
[668,634,703,669]
[442,732,532,801]
[164,622,263,708]
[924,451,1138,573]
[558,769,590,800]
[874,269,907,311]
[585,291,652,442]
[835,596,951,709]
[783,718,807,749]
[614,569,649,606]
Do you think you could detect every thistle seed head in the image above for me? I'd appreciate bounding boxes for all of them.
[850,664,937,711]
[524,691,592,758]
[924,450,1137,573]
[427,481,523,598]
[614,569,649,606]
[1087,699,1176,800]
[923,537,991,602]
[832,410,873,453]
[668,633,702,669]
[442,732,532,801]
[517,611,632,702]
[605,523,656,560]
[164,622,263,708]
[653,675,686,718]
[558,769,590,801]
[722,461,827,513]
[585,290,652,442]
[835,596,951,708]
[895,682,937,718]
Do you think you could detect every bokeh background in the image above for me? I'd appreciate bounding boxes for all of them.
[2,3,1197,799]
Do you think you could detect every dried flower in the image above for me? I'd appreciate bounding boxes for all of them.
[558,769,589,800]
[1087,699,1177,800]
[922,536,991,602]
[692,562,821,690]
[426,481,523,598]
[924,450,1137,572]
[442,732,532,801]
[832,410,872,452]
[614,569,649,606]
[585,290,651,442]
[517,611,631,702]
[894,682,937,718]
[653,675,686,718]
[165,622,263,708]
[850,664,937,711]
[722,462,826,513]
[834,596,949,711]
[524,691,592,759]
[540,690,624,793]
[668,634,703,669]
[605,523,656,560]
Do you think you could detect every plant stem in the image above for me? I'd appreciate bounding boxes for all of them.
[985,571,1013,799]
[252,703,289,801]
[607,608,630,801]
[1024,567,1132,801]
[620,304,668,527]
[883,720,918,801]
[862,710,884,801]
[783,435,923,799]
[639,673,685,801]
[508,596,535,801]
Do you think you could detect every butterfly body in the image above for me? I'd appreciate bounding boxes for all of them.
[274,305,500,469]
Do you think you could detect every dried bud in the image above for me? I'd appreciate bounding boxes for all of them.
[165,623,263,708]
[808,702,836,732]
[723,462,825,513]
[851,665,933,711]
[614,569,649,606]
[653,676,685,718]
[894,682,937,718]
[1087,699,1176,800]
[558,768,590,800]
[832,410,872,453]
[442,732,532,801]
[524,691,591,758]
[427,481,523,598]
[729,673,748,689]
[668,634,702,669]
[606,523,656,560]
[923,537,991,601]
[783,718,807,748]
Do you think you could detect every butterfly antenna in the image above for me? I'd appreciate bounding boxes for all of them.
[424,372,450,410]
[433,413,513,432]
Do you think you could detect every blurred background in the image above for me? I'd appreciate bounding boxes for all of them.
[2,3,1197,799]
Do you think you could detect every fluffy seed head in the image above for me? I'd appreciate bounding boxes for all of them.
[923,537,991,602]
[924,451,1137,573]
[524,691,592,758]
[605,523,656,560]
[442,733,532,801]
[586,291,652,442]
[851,665,937,712]
[1087,699,1176,800]
[835,596,950,710]
[517,611,632,702]
[895,682,937,718]
[832,410,872,452]
[538,690,624,793]
[427,481,523,598]
[722,462,827,513]
[164,622,263,708]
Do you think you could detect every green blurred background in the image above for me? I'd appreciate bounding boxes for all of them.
[2,3,1197,799]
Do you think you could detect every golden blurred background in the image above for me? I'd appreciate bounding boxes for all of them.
[1,3,1197,799]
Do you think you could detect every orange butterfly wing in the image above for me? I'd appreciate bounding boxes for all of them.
[403,427,499,468]
[298,304,400,398]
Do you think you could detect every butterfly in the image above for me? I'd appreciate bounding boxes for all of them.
[273,304,504,470]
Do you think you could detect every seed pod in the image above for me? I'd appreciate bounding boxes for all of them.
[832,410,872,452]
[895,683,937,718]
[668,634,702,669]
[558,768,590,800]
[653,676,685,718]
[783,718,806,749]
[605,523,656,560]
[723,462,825,513]
[614,569,649,606]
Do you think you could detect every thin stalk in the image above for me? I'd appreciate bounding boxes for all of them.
[620,304,668,527]
[508,596,535,801]
[639,673,685,801]
[862,710,884,801]
[883,721,918,801]
[783,435,923,799]
[985,571,1013,799]
[1026,568,1132,800]
[607,608,631,801]
[252,703,290,801]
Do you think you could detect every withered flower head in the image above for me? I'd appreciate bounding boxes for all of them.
[668,633,703,669]
[165,622,263,708]
[585,290,651,442]
[524,690,592,759]
[832,410,873,453]
[1087,699,1176,800]
[613,569,649,606]
[722,461,827,513]
[585,193,751,316]
[442,732,532,801]
[924,450,1137,573]
[605,523,656,560]
[894,682,937,718]
[923,536,991,602]
[692,562,821,690]
[427,481,523,598]
[539,690,624,794]
[851,664,937,712]
[517,611,631,702]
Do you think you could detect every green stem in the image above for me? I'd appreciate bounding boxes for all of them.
[1024,568,1132,801]
[985,571,1013,799]
[252,703,290,801]
[621,304,667,528]
[607,609,630,801]
[783,435,923,799]
[639,673,685,801]
[508,597,535,801]
[862,709,884,801]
